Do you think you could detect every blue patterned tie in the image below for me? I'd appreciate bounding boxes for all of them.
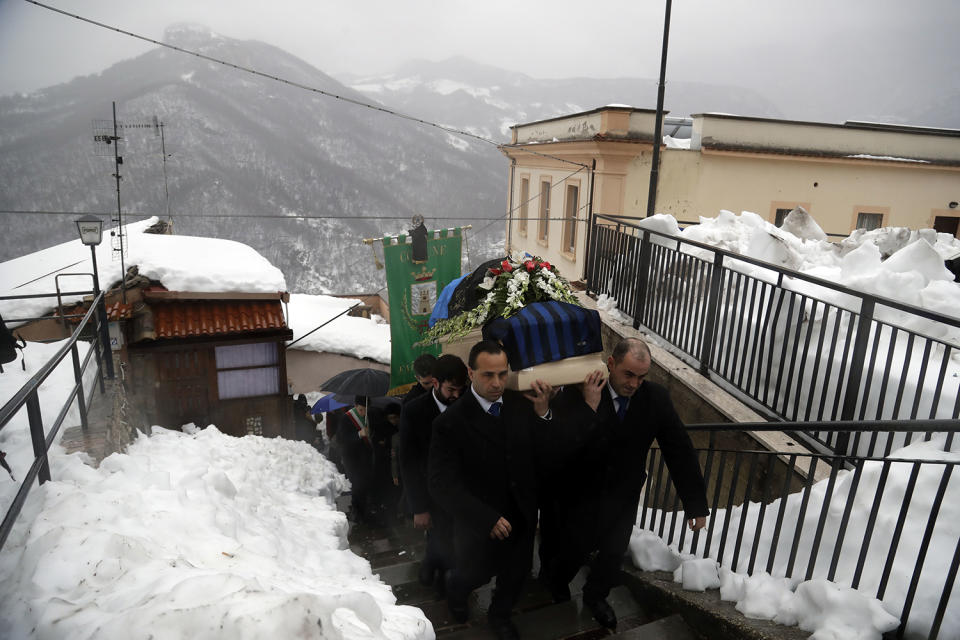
[488,401,502,417]
[615,396,628,422]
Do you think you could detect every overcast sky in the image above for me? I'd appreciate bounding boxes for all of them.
[1,0,958,123]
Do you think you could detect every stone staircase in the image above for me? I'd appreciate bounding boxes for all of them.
[345,505,701,640]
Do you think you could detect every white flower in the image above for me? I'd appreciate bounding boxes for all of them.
[515,271,530,284]
[479,276,496,290]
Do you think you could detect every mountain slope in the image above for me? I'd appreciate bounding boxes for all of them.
[0,27,505,293]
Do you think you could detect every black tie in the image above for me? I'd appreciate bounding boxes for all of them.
[489,401,502,417]
[615,396,628,422]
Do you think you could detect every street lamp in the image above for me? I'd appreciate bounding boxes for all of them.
[76,215,104,247]
[75,215,114,379]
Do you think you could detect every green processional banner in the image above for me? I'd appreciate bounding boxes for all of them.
[383,227,463,391]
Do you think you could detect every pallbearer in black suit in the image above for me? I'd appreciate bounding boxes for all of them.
[399,354,467,595]
[544,337,709,631]
[428,341,553,640]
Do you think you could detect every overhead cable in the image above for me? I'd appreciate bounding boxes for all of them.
[23,0,589,170]
[0,209,592,223]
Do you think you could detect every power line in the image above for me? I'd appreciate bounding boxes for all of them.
[23,0,589,171]
[0,209,593,223]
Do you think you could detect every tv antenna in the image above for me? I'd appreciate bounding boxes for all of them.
[152,115,173,224]
[91,102,166,302]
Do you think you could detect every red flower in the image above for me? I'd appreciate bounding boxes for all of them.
[524,260,536,271]
[490,268,502,276]
[501,260,513,273]
[539,261,552,271]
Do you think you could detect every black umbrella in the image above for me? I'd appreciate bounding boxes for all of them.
[319,368,391,398]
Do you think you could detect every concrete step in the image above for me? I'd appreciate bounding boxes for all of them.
[392,577,446,606]
[439,586,645,640]
[375,559,420,587]
[608,613,699,639]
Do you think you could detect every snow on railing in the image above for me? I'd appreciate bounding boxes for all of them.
[586,216,960,436]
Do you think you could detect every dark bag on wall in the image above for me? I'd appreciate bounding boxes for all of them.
[0,313,25,373]
[483,301,603,370]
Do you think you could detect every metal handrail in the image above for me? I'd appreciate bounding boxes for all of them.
[0,288,112,551]
[688,418,960,433]
[592,213,960,327]
[585,215,960,433]
[641,421,960,640]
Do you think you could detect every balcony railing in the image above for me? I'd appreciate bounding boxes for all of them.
[586,215,960,455]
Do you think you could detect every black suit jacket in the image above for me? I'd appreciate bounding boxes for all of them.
[429,390,549,539]
[552,381,709,520]
[399,390,442,514]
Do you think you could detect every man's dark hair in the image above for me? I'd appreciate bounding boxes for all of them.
[433,354,467,386]
[468,340,506,369]
[413,353,438,377]
[610,338,651,364]
[384,402,402,416]
[354,395,368,407]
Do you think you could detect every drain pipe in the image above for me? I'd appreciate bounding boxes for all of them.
[646,0,672,219]
[506,158,516,254]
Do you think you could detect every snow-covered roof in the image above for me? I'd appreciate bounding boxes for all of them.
[286,293,390,364]
[0,217,286,324]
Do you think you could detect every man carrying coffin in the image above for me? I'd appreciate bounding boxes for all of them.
[543,337,709,631]
[399,354,468,596]
[428,340,554,640]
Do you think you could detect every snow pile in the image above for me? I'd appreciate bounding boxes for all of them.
[622,210,960,420]
[0,217,287,324]
[0,426,432,639]
[287,294,391,364]
[665,209,960,324]
[664,135,691,150]
[595,293,632,326]
[629,437,960,639]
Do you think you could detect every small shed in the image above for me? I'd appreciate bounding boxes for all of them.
[126,289,294,438]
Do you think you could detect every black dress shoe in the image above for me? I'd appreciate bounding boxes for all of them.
[488,615,520,640]
[584,597,617,630]
[447,586,468,624]
[418,560,435,587]
[434,568,447,598]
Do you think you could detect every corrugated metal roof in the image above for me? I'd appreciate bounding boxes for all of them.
[152,300,287,339]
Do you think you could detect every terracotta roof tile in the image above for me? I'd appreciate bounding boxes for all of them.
[152,300,287,339]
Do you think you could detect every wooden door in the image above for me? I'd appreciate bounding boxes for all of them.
[155,347,214,429]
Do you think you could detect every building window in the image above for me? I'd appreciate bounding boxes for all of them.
[774,208,793,227]
[934,215,960,238]
[562,184,579,255]
[537,180,551,243]
[215,342,280,400]
[519,177,529,234]
[856,212,884,231]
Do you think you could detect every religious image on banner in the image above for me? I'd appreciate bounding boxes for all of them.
[382,224,462,390]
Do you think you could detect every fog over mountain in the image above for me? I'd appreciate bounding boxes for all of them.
[2,25,952,294]
[342,57,786,140]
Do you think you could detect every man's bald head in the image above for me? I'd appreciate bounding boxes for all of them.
[610,338,651,365]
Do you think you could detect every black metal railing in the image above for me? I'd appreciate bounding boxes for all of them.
[640,420,960,640]
[0,287,113,551]
[586,215,960,452]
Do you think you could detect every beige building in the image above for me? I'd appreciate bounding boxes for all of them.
[501,106,960,280]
